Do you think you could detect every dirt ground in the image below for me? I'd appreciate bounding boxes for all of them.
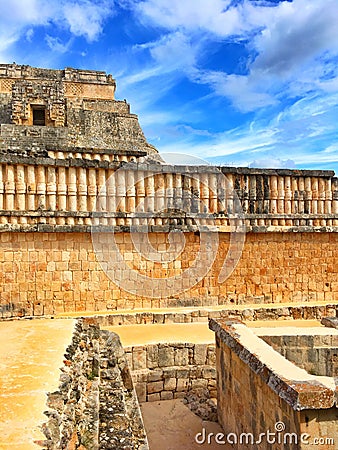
[141,399,232,450]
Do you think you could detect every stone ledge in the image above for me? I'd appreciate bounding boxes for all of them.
[0,154,123,168]
[220,166,336,178]
[84,303,338,326]
[209,318,338,410]
[46,146,148,156]
[0,220,338,233]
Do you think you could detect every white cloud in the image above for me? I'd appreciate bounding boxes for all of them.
[45,35,72,53]
[193,70,277,112]
[155,124,278,160]
[322,144,338,154]
[0,0,115,59]
[293,152,338,165]
[134,0,247,37]
[25,29,34,42]
[148,32,197,71]
[61,1,115,42]
[249,158,296,169]
[250,0,338,77]
[126,0,338,113]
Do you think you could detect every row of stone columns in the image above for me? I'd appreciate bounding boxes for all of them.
[0,163,337,226]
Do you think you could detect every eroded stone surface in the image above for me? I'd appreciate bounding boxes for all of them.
[210,318,338,450]
[41,318,148,449]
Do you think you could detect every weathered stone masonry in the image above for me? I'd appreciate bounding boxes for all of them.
[0,64,338,318]
[1,231,338,317]
[41,318,148,450]
[210,319,338,450]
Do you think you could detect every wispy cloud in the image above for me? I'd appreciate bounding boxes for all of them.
[45,35,73,53]
[106,0,335,150]
[61,1,115,42]
[0,0,115,60]
[191,70,277,112]
[0,0,337,172]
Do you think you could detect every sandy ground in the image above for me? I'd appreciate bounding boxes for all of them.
[0,319,75,450]
[141,399,232,450]
[104,322,215,347]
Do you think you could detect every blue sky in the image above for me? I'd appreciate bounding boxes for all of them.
[1,0,338,172]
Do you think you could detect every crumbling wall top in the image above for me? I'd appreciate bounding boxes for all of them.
[0,63,116,86]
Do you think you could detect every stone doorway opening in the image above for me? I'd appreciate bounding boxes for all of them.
[32,106,46,126]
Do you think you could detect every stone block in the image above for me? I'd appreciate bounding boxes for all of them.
[134,382,146,403]
[146,345,159,369]
[162,368,176,379]
[164,377,177,391]
[208,379,217,389]
[147,393,161,402]
[194,344,207,365]
[161,391,174,400]
[174,392,186,399]
[147,369,163,382]
[147,381,163,394]
[132,369,148,383]
[190,379,208,390]
[314,335,331,347]
[176,368,189,379]
[158,346,175,367]
[306,349,319,364]
[174,348,189,366]
[132,347,147,370]
[124,352,133,370]
[153,314,164,324]
[209,389,217,398]
[202,367,216,379]
[207,347,216,365]
[176,379,190,392]
[189,366,203,379]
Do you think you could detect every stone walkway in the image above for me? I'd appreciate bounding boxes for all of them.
[0,319,75,450]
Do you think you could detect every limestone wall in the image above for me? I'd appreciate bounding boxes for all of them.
[0,64,338,318]
[124,343,216,402]
[215,336,301,449]
[261,333,338,377]
[1,231,338,317]
[209,319,338,450]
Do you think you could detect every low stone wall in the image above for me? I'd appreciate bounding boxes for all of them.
[124,343,216,402]
[261,332,338,377]
[40,318,148,450]
[210,319,338,450]
[95,303,338,326]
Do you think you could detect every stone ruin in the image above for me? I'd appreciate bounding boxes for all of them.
[0,64,338,316]
[0,64,338,449]
[209,318,338,449]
